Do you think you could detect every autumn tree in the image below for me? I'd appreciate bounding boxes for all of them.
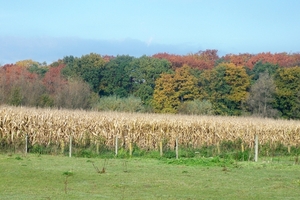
[152,65,199,113]
[152,53,184,69]
[246,52,295,69]
[15,59,40,68]
[222,52,300,69]
[153,49,219,70]
[152,73,178,113]
[222,53,253,68]
[43,64,66,94]
[187,49,219,69]
[199,63,250,115]
[174,65,200,102]
[0,64,43,106]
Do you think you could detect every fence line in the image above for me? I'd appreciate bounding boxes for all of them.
[2,134,299,162]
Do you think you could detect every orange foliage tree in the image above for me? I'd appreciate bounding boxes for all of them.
[223,52,300,69]
[153,49,219,70]
[152,65,199,113]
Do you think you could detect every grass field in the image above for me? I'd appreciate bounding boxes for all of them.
[0,154,300,200]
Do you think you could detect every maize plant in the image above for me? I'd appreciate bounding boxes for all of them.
[0,106,300,152]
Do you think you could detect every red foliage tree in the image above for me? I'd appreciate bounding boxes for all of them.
[0,64,38,86]
[153,49,219,70]
[42,64,67,94]
[246,52,291,69]
[152,53,184,68]
[223,52,300,69]
[223,53,253,67]
[102,55,115,63]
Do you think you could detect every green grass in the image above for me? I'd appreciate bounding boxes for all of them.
[0,154,300,200]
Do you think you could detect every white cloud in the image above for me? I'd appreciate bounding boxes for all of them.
[146,37,153,46]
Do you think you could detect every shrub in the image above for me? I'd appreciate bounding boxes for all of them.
[177,99,214,115]
[96,95,145,112]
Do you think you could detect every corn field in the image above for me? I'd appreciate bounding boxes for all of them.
[0,105,300,154]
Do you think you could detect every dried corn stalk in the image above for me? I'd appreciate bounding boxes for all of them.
[0,106,299,150]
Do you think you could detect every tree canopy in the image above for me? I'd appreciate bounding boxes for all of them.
[1,50,300,119]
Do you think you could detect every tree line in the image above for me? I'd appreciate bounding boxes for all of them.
[1,50,300,119]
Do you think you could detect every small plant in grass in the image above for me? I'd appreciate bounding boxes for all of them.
[144,150,160,158]
[15,155,22,160]
[88,160,107,174]
[179,148,196,158]
[123,160,128,172]
[295,155,299,165]
[63,171,74,194]
[131,143,146,157]
[163,150,176,159]
[290,146,300,156]
[196,145,215,157]
[117,148,129,159]
[29,144,44,154]
[76,148,96,158]
[234,150,250,161]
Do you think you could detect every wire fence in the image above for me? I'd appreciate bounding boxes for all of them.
[1,134,299,166]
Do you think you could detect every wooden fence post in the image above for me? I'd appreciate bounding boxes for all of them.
[60,140,65,155]
[241,142,244,153]
[255,135,258,162]
[176,138,178,159]
[69,135,72,158]
[129,142,132,157]
[160,141,163,157]
[115,136,118,156]
[25,134,28,156]
[96,141,99,155]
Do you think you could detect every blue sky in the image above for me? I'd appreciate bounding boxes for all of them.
[1,0,300,64]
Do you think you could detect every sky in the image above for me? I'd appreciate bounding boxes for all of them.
[1,0,300,64]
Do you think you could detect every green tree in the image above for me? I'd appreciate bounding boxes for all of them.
[9,86,23,106]
[251,61,279,80]
[28,64,48,77]
[63,53,105,93]
[128,56,172,105]
[274,66,300,119]
[200,63,250,115]
[99,55,134,97]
